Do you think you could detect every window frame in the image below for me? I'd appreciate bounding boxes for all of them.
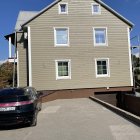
[93,27,108,46]
[55,59,71,80]
[95,58,110,78]
[92,3,101,15]
[58,3,68,14]
[54,27,69,47]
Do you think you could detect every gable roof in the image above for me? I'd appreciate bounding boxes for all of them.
[21,0,134,28]
[15,11,39,31]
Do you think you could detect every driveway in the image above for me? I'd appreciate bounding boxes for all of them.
[0,98,140,140]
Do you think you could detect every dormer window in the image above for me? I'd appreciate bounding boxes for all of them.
[92,4,101,14]
[59,3,68,14]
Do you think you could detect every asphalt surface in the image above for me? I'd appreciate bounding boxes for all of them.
[0,98,140,140]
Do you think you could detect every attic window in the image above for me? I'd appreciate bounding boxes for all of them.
[59,3,68,14]
[92,4,101,14]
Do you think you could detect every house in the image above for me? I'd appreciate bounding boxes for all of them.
[5,0,134,100]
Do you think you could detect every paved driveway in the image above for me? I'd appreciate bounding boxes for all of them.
[0,98,140,140]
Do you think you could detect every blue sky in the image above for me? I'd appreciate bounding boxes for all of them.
[0,0,140,61]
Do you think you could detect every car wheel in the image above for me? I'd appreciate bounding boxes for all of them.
[39,103,42,111]
[30,112,37,127]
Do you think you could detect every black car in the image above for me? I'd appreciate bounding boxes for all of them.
[0,87,42,127]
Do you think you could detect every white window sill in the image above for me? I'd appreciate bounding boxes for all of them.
[55,44,69,47]
[96,75,110,78]
[59,12,68,14]
[94,43,108,47]
[92,12,101,15]
[56,76,71,80]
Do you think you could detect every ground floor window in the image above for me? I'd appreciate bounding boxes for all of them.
[55,59,71,80]
[95,58,110,77]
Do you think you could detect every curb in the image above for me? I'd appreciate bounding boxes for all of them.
[89,96,140,126]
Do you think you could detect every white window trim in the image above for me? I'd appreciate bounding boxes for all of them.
[92,3,101,15]
[55,59,71,80]
[54,27,70,47]
[58,3,68,14]
[93,27,108,46]
[95,58,110,78]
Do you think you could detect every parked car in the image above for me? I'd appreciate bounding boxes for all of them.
[0,87,42,127]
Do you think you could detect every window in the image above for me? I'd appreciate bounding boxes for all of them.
[55,60,71,80]
[93,28,108,46]
[92,4,101,14]
[59,3,68,14]
[54,28,69,46]
[95,58,110,77]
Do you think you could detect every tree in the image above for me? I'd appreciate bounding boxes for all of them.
[132,55,140,88]
[132,55,140,68]
[0,62,17,88]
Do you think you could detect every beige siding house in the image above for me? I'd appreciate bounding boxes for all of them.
[5,0,134,98]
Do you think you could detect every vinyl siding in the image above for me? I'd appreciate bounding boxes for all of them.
[17,33,28,87]
[22,0,132,90]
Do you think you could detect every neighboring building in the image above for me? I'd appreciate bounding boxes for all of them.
[0,60,7,65]
[5,0,134,99]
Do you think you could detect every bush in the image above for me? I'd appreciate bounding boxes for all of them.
[0,62,17,88]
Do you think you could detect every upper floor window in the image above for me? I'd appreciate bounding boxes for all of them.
[59,3,68,14]
[55,60,71,80]
[95,58,110,77]
[92,4,101,14]
[54,28,69,46]
[93,28,108,46]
